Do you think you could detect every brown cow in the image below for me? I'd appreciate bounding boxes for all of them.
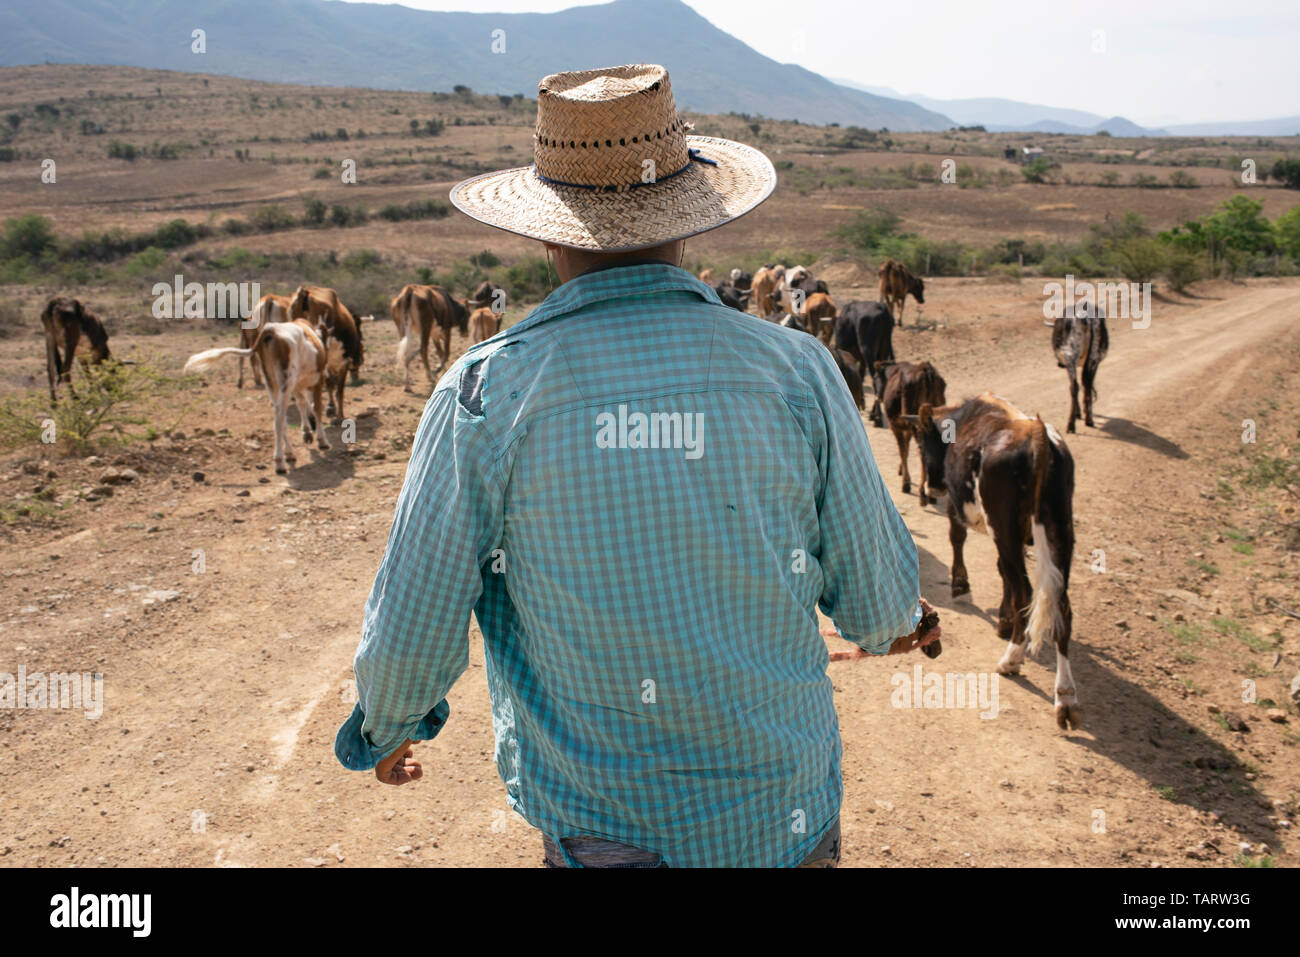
[697,268,714,284]
[239,293,293,389]
[876,361,947,504]
[290,285,364,419]
[750,264,785,318]
[801,291,838,345]
[902,393,1078,729]
[40,297,111,401]
[470,305,500,343]
[184,319,330,474]
[877,259,925,326]
[832,349,864,410]
[390,284,471,390]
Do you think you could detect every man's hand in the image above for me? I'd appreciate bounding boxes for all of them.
[827,598,942,660]
[887,597,942,655]
[375,739,421,786]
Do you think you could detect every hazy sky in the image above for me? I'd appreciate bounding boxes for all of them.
[333,0,1298,125]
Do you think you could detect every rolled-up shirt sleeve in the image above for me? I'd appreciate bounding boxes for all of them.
[335,377,504,770]
[801,340,921,655]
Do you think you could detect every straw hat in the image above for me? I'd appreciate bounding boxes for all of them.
[449,64,776,252]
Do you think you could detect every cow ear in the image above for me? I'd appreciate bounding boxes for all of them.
[898,414,920,428]
[918,404,934,429]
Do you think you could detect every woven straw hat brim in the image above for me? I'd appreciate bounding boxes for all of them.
[449,136,776,252]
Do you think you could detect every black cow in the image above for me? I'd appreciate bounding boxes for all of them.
[833,300,895,426]
[713,281,751,313]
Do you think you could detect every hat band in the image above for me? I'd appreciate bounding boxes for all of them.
[534,148,718,193]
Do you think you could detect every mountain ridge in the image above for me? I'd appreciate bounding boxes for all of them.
[0,0,955,131]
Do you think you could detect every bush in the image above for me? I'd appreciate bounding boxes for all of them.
[1110,237,1166,283]
[0,358,189,454]
[1021,158,1051,183]
[1271,158,1300,190]
[249,204,295,231]
[1162,248,1204,293]
[153,218,197,249]
[302,198,327,226]
[834,208,903,253]
[1,214,56,259]
[106,140,137,160]
[376,199,450,222]
[1274,205,1300,259]
[329,204,367,227]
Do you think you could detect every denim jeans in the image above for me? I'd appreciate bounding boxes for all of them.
[542,817,841,868]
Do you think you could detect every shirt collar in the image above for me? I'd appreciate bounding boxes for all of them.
[509,263,724,335]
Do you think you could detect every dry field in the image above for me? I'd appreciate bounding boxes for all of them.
[1,65,1298,868]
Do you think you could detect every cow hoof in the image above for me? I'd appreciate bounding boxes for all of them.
[1067,423,1077,434]
[275,463,288,475]
[901,480,911,494]
[1085,418,1096,428]
[951,580,970,598]
[996,660,1021,676]
[318,439,332,451]
[1055,703,1082,730]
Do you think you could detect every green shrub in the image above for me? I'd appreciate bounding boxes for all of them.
[1162,248,1204,293]
[0,214,56,259]
[1110,237,1167,283]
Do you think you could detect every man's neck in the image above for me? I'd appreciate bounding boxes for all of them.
[573,256,678,280]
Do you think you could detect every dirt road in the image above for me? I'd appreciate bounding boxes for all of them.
[1,277,1296,867]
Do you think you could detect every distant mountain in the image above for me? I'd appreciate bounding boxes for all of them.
[0,0,954,131]
[1162,116,1300,137]
[986,116,1169,137]
[834,80,1112,131]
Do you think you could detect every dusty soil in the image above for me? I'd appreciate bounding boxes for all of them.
[2,274,1297,868]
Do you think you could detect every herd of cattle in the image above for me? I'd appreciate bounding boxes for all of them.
[35,262,1109,729]
[698,258,1107,730]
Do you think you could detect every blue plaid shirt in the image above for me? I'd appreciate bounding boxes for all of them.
[335,263,921,867]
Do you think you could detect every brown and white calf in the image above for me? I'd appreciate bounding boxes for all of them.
[184,319,331,474]
[1050,302,1109,433]
[902,393,1079,729]
[876,360,947,504]
[41,297,111,401]
[239,293,293,389]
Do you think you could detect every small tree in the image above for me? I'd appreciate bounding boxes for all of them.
[1110,237,1166,284]
[0,214,56,259]
[1021,157,1051,183]
[1270,157,1300,190]
[1162,248,1203,293]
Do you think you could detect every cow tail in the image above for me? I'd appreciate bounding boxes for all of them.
[1025,417,1065,655]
